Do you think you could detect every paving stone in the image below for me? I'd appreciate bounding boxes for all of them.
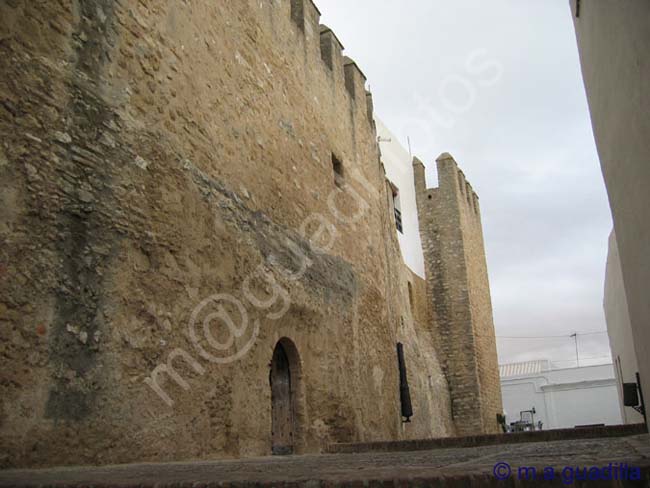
[2,434,650,487]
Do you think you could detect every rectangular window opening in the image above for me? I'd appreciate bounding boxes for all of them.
[332,153,344,187]
[390,182,403,233]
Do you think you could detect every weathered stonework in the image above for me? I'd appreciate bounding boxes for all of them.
[0,0,499,468]
[414,154,503,435]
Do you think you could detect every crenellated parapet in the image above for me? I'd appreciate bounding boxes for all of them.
[426,153,481,220]
[282,0,375,127]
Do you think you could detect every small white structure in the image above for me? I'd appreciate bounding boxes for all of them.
[500,360,622,430]
[376,118,425,278]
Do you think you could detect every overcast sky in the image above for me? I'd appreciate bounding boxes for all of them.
[317,0,613,367]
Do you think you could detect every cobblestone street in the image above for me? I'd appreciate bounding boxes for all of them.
[2,434,650,487]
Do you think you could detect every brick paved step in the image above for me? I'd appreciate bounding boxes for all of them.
[327,423,647,454]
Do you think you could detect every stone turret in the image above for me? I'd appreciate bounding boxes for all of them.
[414,153,502,435]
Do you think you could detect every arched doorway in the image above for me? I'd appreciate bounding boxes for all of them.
[270,339,300,455]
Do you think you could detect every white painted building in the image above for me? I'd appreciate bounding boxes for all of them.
[500,360,623,430]
[376,118,425,278]
[571,0,650,431]
[604,230,644,424]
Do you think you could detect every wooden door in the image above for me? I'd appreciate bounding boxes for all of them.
[271,343,294,455]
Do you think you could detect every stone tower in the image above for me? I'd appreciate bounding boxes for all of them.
[414,153,502,435]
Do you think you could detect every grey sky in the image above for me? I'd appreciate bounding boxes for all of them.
[317,0,613,367]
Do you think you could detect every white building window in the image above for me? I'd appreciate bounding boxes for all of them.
[390,182,403,233]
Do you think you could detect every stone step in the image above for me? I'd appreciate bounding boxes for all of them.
[328,423,647,454]
[2,432,650,487]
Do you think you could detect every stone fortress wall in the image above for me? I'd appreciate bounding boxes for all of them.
[0,0,500,468]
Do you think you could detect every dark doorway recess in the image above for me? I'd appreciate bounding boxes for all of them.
[271,339,301,455]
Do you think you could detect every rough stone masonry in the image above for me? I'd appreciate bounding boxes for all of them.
[0,0,501,468]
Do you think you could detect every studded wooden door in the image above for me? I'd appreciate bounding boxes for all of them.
[271,343,294,455]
